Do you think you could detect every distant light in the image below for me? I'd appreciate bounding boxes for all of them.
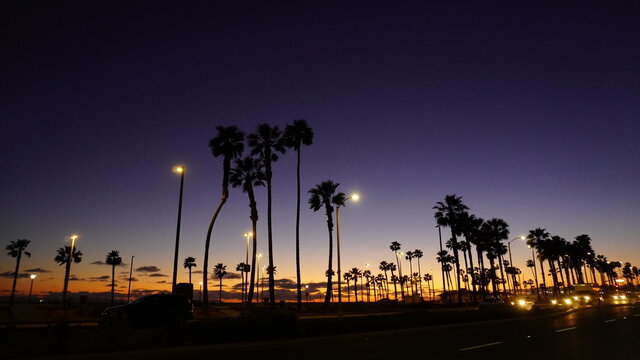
[199,281,203,285]
[351,193,360,202]
[520,236,526,240]
[174,166,185,174]
[30,274,37,280]
[305,285,309,289]
[70,234,78,241]
[615,279,625,283]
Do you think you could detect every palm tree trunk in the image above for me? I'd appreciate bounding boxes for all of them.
[111,265,116,306]
[203,194,228,306]
[462,252,469,291]
[266,161,276,306]
[10,252,22,306]
[246,186,259,305]
[538,255,547,292]
[450,229,463,303]
[498,255,507,294]
[466,245,477,302]
[476,248,486,299]
[394,253,405,300]
[408,260,414,297]
[295,148,302,310]
[219,277,223,303]
[354,278,358,303]
[416,259,423,299]
[324,207,334,305]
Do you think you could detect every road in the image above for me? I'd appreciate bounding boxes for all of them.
[40,304,639,360]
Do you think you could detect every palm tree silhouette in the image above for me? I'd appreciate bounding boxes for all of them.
[230,157,265,305]
[405,251,415,297]
[413,249,424,298]
[526,228,550,296]
[6,239,31,305]
[213,263,227,303]
[390,241,404,300]
[184,257,197,284]
[203,125,245,306]
[363,269,372,302]
[434,194,469,303]
[388,263,399,300]
[349,268,362,303]
[378,261,391,298]
[283,119,314,310]
[54,245,82,306]
[308,180,346,304]
[343,272,352,302]
[249,123,286,306]
[105,250,122,305]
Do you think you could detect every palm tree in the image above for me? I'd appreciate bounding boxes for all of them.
[388,263,399,300]
[309,180,346,304]
[343,272,352,302]
[390,241,404,300]
[433,194,469,303]
[213,263,227,303]
[413,249,424,298]
[230,156,266,305]
[105,250,122,305]
[54,245,83,306]
[349,268,362,302]
[249,123,286,305]
[482,218,509,295]
[6,239,31,305]
[405,251,415,296]
[379,261,391,298]
[283,119,314,310]
[203,125,245,306]
[363,269,372,302]
[526,228,550,295]
[184,257,197,284]
[235,262,247,302]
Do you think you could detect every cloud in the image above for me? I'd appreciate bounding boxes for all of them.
[69,275,84,281]
[192,270,202,274]
[148,273,168,277]
[0,271,29,279]
[89,275,110,282]
[91,260,126,267]
[156,280,168,284]
[136,266,161,273]
[221,272,242,280]
[24,268,51,273]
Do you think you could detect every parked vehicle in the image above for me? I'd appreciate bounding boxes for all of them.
[100,294,193,329]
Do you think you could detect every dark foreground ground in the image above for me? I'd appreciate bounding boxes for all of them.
[3,303,638,359]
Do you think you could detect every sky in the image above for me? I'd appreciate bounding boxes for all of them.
[1,1,639,301]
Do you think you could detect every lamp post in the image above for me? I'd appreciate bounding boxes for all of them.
[127,255,135,302]
[436,225,446,297]
[305,284,309,302]
[171,165,185,294]
[199,281,203,302]
[335,193,360,304]
[256,253,262,303]
[507,236,525,294]
[244,232,252,302]
[529,245,541,300]
[62,234,78,309]
[28,274,36,303]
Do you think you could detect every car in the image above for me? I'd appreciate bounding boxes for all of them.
[510,298,534,311]
[478,297,507,311]
[100,294,193,329]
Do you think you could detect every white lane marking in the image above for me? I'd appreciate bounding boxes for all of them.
[555,327,577,332]
[604,319,617,323]
[459,342,503,351]
[633,314,640,317]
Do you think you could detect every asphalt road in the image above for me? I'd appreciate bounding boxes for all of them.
[40,304,640,360]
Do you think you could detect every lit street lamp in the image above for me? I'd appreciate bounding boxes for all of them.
[243,232,252,302]
[171,165,185,293]
[305,284,309,302]
[199,281,203,302]
[127,255,135,302]
[336,193,360,304]
[28,274,36,303]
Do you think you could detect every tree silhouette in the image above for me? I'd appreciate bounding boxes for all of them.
[230,156,265,305]
[6,239,31,305]
[213,263,227,303]
[390,241,404,300]
[283,119,314,310]
[203,125,245,306]
[54,245,82,306]
[309,180,346,304]
[184,257,197,284]
[105,250,122,305]
[249,123,286,306]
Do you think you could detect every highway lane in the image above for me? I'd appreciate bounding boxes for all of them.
[40,304,640,360]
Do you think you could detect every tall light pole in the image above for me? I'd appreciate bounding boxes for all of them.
[305,284,309,302]
[529,245,541,300]
[436,225,446,297]
[335,193,360,304]
[127,255,135,302]
[199,281,203,302]
[507,236,525,294]
[244,232,252,302]
[62,234,78,309]
[256,253,262,303]
[28,274,36,303]
[171,165,185,294]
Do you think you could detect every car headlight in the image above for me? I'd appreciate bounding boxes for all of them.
[620,295,626,299]
[573,296,579,300]
[613,295,619,300]
[584,296,590,301]
[551,299,558,305]
[518,300,526,306]
[564,298,572,304]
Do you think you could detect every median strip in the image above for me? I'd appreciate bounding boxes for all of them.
[555,327,577,332]
[459,342,503,351]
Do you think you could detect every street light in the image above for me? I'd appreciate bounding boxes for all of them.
[199,281,203,302]
[28,274,36,303]
[171,165,185,294]
[243,232,252,302]
[305,284,309,302]
[62,234,78,309]
[127,255,135,302]
[335,193,360,304]
[507,236,526,294]
[256,253,263,303]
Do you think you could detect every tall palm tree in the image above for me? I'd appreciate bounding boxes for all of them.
[457,212,478,301]
[405,251,415,296]
[235,262,247,302]
[413,249,424,298]
[379,261,391,298]
[204,125,245,306]
[433,194,469,303]
[54,246,83,305]
[105,250,122,305]
[388,263,399,300]
[283,119,314,310]
[343,272,352,302]
[526,228,550,295]
[349,268,362,302]
[249,124,286,305]
[363,269,372,302]
[390,241,404,300]
[230,156,265,305]
[213,263,227,303]
[184,257,197,284]
[6,239,31,305]
[309,180,346,304]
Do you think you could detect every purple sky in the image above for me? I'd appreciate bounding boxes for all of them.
[2,1,639,294]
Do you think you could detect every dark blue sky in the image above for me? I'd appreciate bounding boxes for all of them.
[2,1,639,293]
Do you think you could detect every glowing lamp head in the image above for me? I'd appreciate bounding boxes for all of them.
[520,235,526,240]
[70,235,78,241]
[351,193,360,202]
[173,166,184,174]
[30,274,37,280]
[199,281,203,285]
[518,300,526,306]
[305,285,309,289]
